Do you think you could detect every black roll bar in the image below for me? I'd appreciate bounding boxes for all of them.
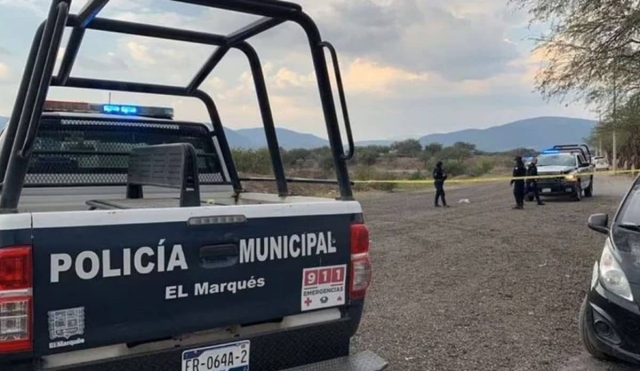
[552,144,592,162]
[321,41,354,160]
[0,24,44,181]
[76,0,109,27]
[70,16,228,45]
[173,0,302,17]
[227,17,285,47]
[0,0,69,210]
[235,42,288,197]
[0,0,355,211]
[187,46,230,95]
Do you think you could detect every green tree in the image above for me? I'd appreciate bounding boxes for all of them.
[391,139,422,157]
[319,153,335,172]
[356,147,379,166]
[282,148,311,167]
[510,0,640,106]
[511,0,640,169]
[438,142,476,164]
[231,148,272,175]
[424,142,443,157]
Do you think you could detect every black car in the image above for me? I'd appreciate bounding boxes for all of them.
[581,175,640,364]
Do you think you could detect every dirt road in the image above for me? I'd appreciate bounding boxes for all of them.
[351,175,638,371]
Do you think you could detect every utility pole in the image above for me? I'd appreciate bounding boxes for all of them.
[613,75,618,174]
[599,139,602,158]
[598,111,603,157]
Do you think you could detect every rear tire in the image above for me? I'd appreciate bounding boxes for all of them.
[579,296,610,361]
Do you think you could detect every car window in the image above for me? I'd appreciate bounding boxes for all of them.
[536,154,576,167]
[616,180,640,225]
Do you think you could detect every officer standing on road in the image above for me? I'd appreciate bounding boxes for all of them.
[511,156,527,209]
[433,161,449,208]
[527,157,544,206]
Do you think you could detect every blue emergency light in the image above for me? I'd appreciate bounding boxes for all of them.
[43,100,174,119]
[541,149,560,154]
[102,104,138,115]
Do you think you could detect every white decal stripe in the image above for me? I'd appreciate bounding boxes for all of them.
[32,201,362,228]
[0,213,32,231]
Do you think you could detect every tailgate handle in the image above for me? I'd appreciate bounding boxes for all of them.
[199,244,238,269]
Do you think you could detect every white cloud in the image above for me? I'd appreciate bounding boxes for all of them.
[125,41,156,65]
[0,0,45,16]
[0,62,9,81]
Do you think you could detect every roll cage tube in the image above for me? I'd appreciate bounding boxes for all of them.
[0,0,355,211]
[552,144,592,163]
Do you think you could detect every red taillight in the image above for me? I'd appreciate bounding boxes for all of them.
[0,246,33,354]
[350,224,369,255]
[349,224,372,300]
[0,247,32,291]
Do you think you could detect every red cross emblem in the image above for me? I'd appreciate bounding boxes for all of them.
[304,297,312,307]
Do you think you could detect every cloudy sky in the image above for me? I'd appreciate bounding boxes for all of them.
[0,0,593,141]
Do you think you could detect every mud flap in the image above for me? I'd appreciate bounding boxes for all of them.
[282,350,388,371]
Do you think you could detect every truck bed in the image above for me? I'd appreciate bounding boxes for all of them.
[18,186,339,212]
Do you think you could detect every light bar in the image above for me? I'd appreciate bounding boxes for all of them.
[102,104,138,115]
[43,100,174,119]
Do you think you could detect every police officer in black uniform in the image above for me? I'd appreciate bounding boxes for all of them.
[526,157,544,206]
[511,156,527,209]
[433,161,449,207]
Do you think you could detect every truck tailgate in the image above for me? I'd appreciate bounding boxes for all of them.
[30,201,362,355]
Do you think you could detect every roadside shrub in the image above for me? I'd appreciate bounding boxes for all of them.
[351,166,398,192]
[357,149,379,166]
[467,158,495,177]
[353,166,377,181]
[409,170,426,180]
[318,154,335,172]
[282,148,311,167]
[442,160,467,177]
[232,148,272,175]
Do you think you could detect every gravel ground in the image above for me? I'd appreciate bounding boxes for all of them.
[351,175,638,371]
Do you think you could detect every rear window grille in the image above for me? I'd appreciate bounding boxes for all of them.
[24,116,227,187]
[60,119,180,131]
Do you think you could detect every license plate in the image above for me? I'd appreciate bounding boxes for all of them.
[542,188,551,193]
[182,340,250,371]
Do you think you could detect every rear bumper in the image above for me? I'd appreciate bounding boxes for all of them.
[4,309,384,371]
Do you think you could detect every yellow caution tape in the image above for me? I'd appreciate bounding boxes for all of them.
[352,169,640,185]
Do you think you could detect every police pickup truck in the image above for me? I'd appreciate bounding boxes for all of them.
[532,144,594,201]
[0,1,386,370]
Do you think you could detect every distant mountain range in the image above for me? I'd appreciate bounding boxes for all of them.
[418,116,597,152]
[0,115,597,152]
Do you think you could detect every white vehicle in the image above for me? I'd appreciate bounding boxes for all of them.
[594,158,610,171]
